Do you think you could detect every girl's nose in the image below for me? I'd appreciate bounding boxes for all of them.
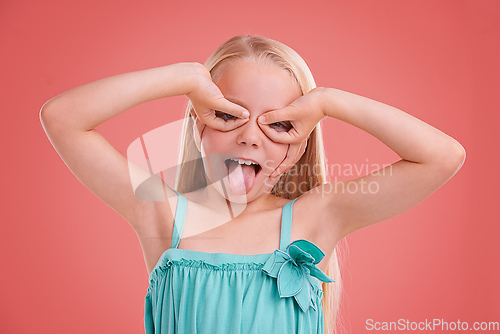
[236,118,263,147]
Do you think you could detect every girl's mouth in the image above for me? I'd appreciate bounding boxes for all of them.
[224,159,262,175]
[223,158,263,195]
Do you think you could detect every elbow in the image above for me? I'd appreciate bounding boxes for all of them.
[39,97,66,133]
[39,100,52,129]
[451,141,466,168]
[443,141,466,173]
[39,97,59,121]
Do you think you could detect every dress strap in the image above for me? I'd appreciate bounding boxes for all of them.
[171,189,187,249]
[279,198,299,251]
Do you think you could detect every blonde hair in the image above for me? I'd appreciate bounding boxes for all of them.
[175,35,346,333]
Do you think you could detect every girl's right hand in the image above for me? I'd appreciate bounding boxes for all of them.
[185,63,250,132]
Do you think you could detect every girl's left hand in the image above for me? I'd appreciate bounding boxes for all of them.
[257,87,328,178]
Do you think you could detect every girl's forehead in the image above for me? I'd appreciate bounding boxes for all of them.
[215,60,301,111]
[216,59,294,82]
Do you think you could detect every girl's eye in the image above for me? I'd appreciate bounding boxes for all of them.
[215,110,292,132]
[270,122,292,132]
[215,110,238,121]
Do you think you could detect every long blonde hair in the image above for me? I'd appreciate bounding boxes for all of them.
[175,35,346,333]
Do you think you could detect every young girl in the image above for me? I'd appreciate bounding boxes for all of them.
[40,35,465,334]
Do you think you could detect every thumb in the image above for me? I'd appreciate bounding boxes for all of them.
[257,105,294,125]
[213,98,250,119]
[257,107,298,144]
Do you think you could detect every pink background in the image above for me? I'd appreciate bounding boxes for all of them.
[1,0,499,333]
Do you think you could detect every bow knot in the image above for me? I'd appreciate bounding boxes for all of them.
[261,239,334,312]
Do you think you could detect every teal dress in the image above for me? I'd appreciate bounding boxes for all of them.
[145,190,335,333]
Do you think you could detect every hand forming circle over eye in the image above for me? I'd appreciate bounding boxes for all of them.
[257,88,327,178]
[185,63,250,132]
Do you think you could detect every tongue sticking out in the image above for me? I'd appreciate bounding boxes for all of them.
[227,160,256,195]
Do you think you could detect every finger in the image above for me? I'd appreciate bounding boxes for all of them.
[270,140,308,178]
[275,143,301,178]
[194,104,249,132]
[298,139,308,158]
[213,97,250,119]
[257,107,303,144]
[270,143,301,178]
[258,121,302,144]
[210,114,250,132]
[258,105,297,125]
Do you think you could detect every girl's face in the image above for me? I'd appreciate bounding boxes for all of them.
[199,60,302,203]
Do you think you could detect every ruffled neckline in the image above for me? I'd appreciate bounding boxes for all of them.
[149,248,273,279]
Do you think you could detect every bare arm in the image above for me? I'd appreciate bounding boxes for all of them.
[313,87,466,240]
[40,63,201,132]
[40,60,250,237]
[39,64,204,230]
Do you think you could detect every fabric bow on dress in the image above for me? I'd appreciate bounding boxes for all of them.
[261,239,335,312]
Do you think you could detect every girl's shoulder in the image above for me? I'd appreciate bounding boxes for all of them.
[290,190,342,253]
